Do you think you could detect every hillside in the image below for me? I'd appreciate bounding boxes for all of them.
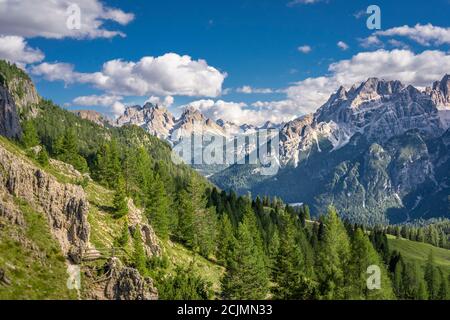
[0,135,224,299]
[388,235,450,275]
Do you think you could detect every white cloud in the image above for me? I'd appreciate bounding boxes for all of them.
[182,99,298,126]
[236,86,274,94]
[337,41,349,51]
[72,94,125,117]
[359,35,383,48]
[0,0,134,39]
[286,49,450,113]
[298,45,312,54]
[111,101,126,116]
[375,23,450,46]
[0,35,44,65]
[72,94,123,107]
[145,96,174,108]
[387,39,410,50]
[31,53,227,97]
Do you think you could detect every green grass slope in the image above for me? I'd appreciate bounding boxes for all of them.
[388,236,450,274]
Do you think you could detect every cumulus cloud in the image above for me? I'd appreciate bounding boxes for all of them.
[337,41,349,51]
[71,94,125,117]
[236,86,274,94]
[0,0,134,39]
[72,94,123,107]
[145,96,174,108]
[31,53,226,97]
[359,35,383,48]
[374,23,450,46]
[0,35,44,66]
[111,101,126,116]
[298,45,312,54]
[178,49,450,125]
[181,99,298,126]
[286,49,450,113]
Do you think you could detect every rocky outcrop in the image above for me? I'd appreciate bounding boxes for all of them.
[429,75,450,129]
[8,77,40,112]
[0,83,22,139]
[72,110,112,127]
[0,143,90,261]
[127,199,161,257]
[104,258,158,300]
[86,258,158,300]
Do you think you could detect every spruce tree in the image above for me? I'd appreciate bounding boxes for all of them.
[21,120,39,148]
[217,213,235,266]
[273,214,317,299]
[176,189,195,246]
[424,251,440,299]
[113,176,128,219]
[193,206,218,257]
[347,228,394,299]
[315,207,351,299]
[132,227,147,276]
[36,147,49,167]
[437,268,448,300]
[146,174,170,240]
[221,220,269,300]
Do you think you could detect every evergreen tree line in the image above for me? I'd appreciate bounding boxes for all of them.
[207,189,449,300]
[384,222,449,249]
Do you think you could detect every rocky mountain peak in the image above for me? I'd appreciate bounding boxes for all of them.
[432,74,450,99]
[351,78,404,102]
[179,106,206,123]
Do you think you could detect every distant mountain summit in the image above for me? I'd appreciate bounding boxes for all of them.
[115,102,282,145]
[211,76,450,225]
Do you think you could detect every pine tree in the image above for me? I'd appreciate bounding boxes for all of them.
[347,228,394,299]
[146,174,170,240]
[114,223,130,247]
[217,213,235,266]
[273,213,317,299]
[221,220,269,300]
[113,177,128,219]
[132,227,147,276]
[21,121,39,148]
[107,139,122,188]
[267,228,280,272]
[36,147,49,167]
[176,189,195,246]
[424,251,440,299]
[193,206,218,257]
[437,268,448,300]
[315,207,351,299]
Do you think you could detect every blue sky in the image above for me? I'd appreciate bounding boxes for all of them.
[1,0,450,124]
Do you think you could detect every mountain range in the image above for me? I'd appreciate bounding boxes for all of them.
[112,75,450,225]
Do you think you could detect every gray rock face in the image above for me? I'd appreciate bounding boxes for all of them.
[99,258,158,300]
[116,103,175,140]
[430,75,450,128]
[8,77,40,111]
[0,84,22,139]
[72,110,112,127]
[431,74,450,107]
[0,143,90,260]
